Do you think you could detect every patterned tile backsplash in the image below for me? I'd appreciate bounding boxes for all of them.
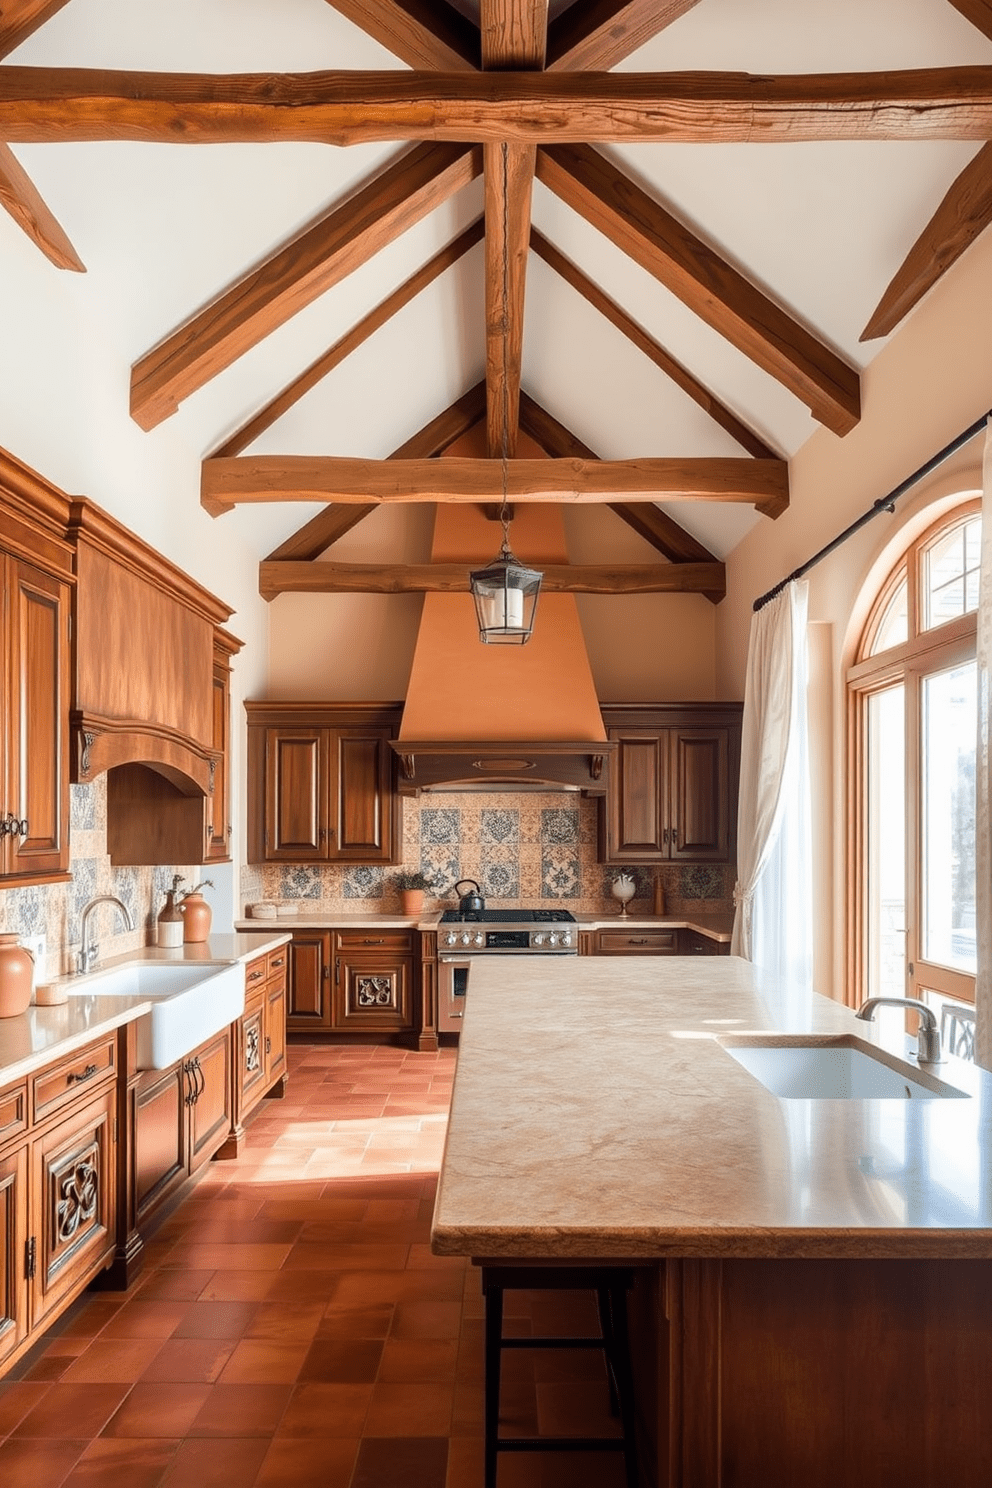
[252,793,735,917]
[0,778,199,980]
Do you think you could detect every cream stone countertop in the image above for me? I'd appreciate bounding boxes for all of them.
[431,956,992,1262]
[0,932,290,1090]
[236,913,733,942]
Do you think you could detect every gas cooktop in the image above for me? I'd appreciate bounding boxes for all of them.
[438,907,578,954]
[439,909,577,924]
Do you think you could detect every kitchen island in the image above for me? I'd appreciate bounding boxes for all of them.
[432,956,992,1487]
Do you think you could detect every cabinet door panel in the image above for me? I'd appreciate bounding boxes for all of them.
[188,1030,232,1175]
[205,661,230,861]
[134,1065,186,1226]
[5,559,70,878]
[334,732,390,859]
[608,732,667,860]
[241,995,266,1120]
[334,955,413,1032]
[265,979,287,1088]
[671,730,730,861]
[32,1088,116,1328]
[265,730,326,860]
[287,932,332,1029]
[0,1145,28,1371]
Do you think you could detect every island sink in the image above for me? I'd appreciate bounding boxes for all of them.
[66,961,245,1070]
[720,1033,969,1099]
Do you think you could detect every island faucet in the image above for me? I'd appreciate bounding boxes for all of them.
[76,895,134,975]
[855,996,942,1064]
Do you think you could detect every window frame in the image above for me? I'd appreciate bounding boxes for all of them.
[847,499,980,1011]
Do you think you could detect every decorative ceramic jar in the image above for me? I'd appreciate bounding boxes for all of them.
[181,890,212,944]
[611,873,637,917]
[156,888,184,948]
[401,889,424,916]
[0,934,34,1018]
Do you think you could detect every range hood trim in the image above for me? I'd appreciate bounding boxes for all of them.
[390,740,615,797]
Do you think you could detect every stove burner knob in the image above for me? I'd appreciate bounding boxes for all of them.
[461,932,472,946]
[444,932,458,947]
[532,933,545,946]
[473,932,484,947]
[560,931,573,946]
[548,933,558,947]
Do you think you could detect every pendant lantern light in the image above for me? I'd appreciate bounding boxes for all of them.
[470,143,542,645]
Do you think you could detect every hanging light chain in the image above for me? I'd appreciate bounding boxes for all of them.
[499,139,511,556]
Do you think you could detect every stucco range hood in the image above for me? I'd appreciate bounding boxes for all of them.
[389,739,615,796]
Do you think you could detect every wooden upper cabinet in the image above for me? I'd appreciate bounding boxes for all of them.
[247,702,402,866]
[205,630,239,863]
[600,704,742,865]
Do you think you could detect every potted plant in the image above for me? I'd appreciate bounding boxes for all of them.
[395,870,433,916]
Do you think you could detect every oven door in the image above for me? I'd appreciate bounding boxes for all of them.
[438,957,470,1034]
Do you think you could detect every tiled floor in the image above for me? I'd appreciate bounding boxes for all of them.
[0,1044,626,1487]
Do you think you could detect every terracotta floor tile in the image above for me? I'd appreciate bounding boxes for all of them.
[535,1381,621,1441]
[13,1383,129,1439]
[159,1434,270,1487]
[363,1382,455,1437]
[187,1383,293,1438]
[49,1298,125,1341]
[390,1301,464,1341]
[180,1216,304,1245]
[140,1338,236,1384]
[444,1434,484,1488]
[298,1338,383,1384]
[277,1381,372,1437]
[253,1434,358,1487]
[59,1436,179,1488]
[196,1271,279,1303]
[352,1435,449,1488]
[316,1304,395,1342]
[60,1339,167,1384]
[284,1242,409,1272]
[217,1339,309,1385]
[406,1244,466,1272]
[171,1301,258,1340]
[0,1435,88,1487]
[134,1270,214,1303]
[100,1383,213,1438]
[0,1381,53,1436]
[20,1355,76,1384]
[243,1302,326,1343]
[261,1197,367,1223]
[378,1338,459,1383]
[99,1301,190,1340]
[164,1243,293,1272]
[264,1271,343,1305]
[329,1270,463,1310]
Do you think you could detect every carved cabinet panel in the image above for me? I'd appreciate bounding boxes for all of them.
[335,955,413,1033]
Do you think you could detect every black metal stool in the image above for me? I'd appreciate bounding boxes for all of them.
[479,1263,639,1488]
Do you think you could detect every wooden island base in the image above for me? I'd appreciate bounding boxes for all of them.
[630,1257,992,1488]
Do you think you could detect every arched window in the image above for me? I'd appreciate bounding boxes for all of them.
[848,501,979,1027]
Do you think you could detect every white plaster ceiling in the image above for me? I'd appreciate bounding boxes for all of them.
[3,0,991,560]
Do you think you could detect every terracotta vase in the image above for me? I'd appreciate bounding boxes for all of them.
[401,889,424,916]
[181,892,212,944]
[0,934,34,1018]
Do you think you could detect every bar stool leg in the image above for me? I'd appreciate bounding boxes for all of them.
[484,1281,504,1488]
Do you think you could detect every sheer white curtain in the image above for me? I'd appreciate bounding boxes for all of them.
[975,423,992,1070]
[732,580,813,990]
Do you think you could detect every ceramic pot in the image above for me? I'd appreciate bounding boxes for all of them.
[181,892,212,944]
[0,934,33,1018]
[157,890,184,948]
[401,889,424,916]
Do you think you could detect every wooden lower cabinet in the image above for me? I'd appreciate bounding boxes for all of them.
[581,927,729,956]
[223,948,289,1158]
[134,1028,232,1229]
[0,1037,118,1377]
[287,929,416,1037]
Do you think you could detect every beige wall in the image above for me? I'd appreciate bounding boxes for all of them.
[718,230,992,1003]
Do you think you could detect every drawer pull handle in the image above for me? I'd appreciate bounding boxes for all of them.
[630,938,648,945]
[271,957,284,968]
[67,1063,98,1085]
[362,938,385,945]
[247,967,264,982]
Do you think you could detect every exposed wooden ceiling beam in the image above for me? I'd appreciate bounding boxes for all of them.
[481,2,546,458]
[262,383,487,561]
[861,142,992,340]
[0,139,84,270]
[211,217,484,461]
[5,68,992,145]
[517,391,728,601]
[130,141,481,430]
[949,2,992,41]
[323,0,480,70]
[530,230,777,459]
[201,453,789,516]
[547,0,702,72]
[537,143,860,436]
[0,1,71,60]
[259,558,726,601]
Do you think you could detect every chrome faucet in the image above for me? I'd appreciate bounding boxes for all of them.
[855,996,942,1064]
[76,895,134,975]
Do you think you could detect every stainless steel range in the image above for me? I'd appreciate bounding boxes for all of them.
[436,909,579,1033]
[438,908,579,955]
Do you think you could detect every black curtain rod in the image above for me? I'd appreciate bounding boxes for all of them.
[752,410,992,613]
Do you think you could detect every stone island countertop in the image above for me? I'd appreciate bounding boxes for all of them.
[431,955,992,1261]
[236,912,733,941]
[0,932,290,1087]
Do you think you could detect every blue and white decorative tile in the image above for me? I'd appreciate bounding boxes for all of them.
[422,846,459,894]
[541,851,581,899]
[541,808,579,846]
[68,859,99,942]
[480,848,519,900]
[344,866,383,900]
[110,866,141,929]
[680,865,724,900]
[69,783,97,831]
[279,866,322,900]
[1,884,44,935]
[421,808,461,846]
[481,809,519,846]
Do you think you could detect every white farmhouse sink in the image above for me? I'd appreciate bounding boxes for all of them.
[67,961,245,1070]
[720,1035,969,1100]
